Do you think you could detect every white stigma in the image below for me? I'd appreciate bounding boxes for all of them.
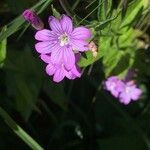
[125,86,131,93]
[59,33,69,46]
[110,82,115,90]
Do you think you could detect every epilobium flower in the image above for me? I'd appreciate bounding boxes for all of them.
[105,76,124,98]
[104,75,142,105]
[35,14,92,70]
[23,9,44,30]
[40,54,81,83]
[119,81,142,105]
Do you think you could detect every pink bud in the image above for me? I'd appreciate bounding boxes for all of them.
[22,9,44,30]
[88,41,97,58]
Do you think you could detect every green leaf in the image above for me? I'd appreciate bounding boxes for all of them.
[0,16,24,42]
[0,0,53,42]
[78,34,113,67]
[4,48,43,120]
[97,0,106,21]
[97,0,112,21]
[78,51,95,67]
[51,4,61,18]
[95,27,140,78]
[103,49,123,77]
[120,0,144,28]
[0,27,7,67]
[121,0,129,19]
[109,52,133,78]
[96,14,118,30]
[15,75,42,120]
[0,107,44,150]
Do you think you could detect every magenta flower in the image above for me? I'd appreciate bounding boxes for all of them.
[23,9,44,30]
[119,81,142,105]
[105,76,124,98]
[40,54,81,82]
[104,75,142,105]
[35,14,91,70]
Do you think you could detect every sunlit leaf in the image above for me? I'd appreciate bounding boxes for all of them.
[120,0,144,28]
[51,5,60,18]
[0,27,7,67]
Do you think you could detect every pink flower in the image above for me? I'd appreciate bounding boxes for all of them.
[104,75,142,105]
[23,9,44,30]
[40,54,81,83]
[105,76,124,98]
[119,81,142,105]
[35,14,92,70]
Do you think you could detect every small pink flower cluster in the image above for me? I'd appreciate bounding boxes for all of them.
[104,72,142,105]
[23,10,92,82]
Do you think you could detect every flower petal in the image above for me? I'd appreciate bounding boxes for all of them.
[46,63,56,76]
[131,88,142,100]
[111,89,119,98]
[70,39,89,52]
[40,54,51,63]
[71,65,81,77]
[35,41,59,54]
[53,68,65,82]
[60,14,73,33]
[51,47,63,65]
[65,71,76,80]
[119,92,131,105]
[48,16,63,34]
[63,47,75,70]
[72,27,91,40]
[75,53,81,62]
[35,29,58,41]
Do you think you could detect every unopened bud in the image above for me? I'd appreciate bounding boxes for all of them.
[23,9,44,30]
[88,41,97,58]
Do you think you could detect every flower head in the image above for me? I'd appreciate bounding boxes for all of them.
[35,14,92,70]
[119,81,142,105]
[104,75,142,105]
[40,54,81,82]
[105,76,124,98]
[23,9,44,30]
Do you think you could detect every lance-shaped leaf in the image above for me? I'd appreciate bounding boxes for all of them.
[0,27,7,67]
[120,0,144,28]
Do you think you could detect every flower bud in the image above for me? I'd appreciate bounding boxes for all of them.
[23,9,44,30]
[88,41,97,58]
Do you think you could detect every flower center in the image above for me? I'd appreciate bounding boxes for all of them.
[110,82,116,90]
[125,86,131,93]
[59,33,69,46]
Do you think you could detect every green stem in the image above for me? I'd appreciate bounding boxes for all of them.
[0,107,44,150]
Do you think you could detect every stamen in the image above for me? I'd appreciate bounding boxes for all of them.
[59,33,69,46]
